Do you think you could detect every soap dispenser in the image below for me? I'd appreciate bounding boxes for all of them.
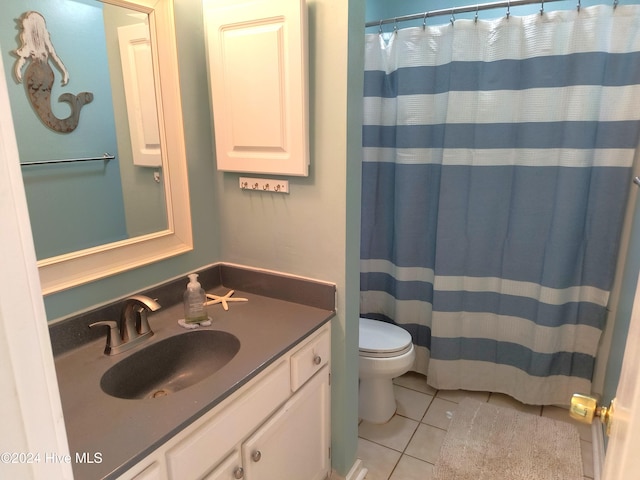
[183,273,207,323]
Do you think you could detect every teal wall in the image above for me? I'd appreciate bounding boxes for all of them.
[1,0,127,259]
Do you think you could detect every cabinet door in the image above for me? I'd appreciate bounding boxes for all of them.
[204,0,309,176]
[203,451,243,480]
[117,23,161,167]
[242,366,330,480]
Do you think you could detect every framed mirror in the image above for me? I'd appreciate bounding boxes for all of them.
[1,0,192,295]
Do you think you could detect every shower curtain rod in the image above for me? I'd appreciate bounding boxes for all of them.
[365,0,600,28]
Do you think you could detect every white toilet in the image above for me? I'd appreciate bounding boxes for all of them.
[359,317,415,424]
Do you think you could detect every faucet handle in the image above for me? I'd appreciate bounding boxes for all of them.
[124,295,161,335]
[125,295,161,312]
[137,305,153,335]
[90,321,122,354]
[120,295,161,341]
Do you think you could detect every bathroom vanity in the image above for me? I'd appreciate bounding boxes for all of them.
[51,264,335,479]
[121,323,330,480]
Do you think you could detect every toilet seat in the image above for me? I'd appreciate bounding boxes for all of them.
[359,317,413,358]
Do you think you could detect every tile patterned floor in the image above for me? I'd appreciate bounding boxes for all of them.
[358,372,594,480]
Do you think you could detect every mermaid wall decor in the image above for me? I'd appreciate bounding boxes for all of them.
[13,11,93,133]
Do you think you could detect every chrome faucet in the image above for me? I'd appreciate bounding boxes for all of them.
[90,295,161,355]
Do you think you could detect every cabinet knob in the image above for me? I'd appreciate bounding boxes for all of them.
[233,466,244,479]
[251,450,262,462]
[313,355,322,365]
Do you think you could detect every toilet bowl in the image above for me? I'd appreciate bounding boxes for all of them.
[359,317,415,424]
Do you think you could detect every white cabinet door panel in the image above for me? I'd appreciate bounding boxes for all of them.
[242,366,330,480]
[204,0,309,176]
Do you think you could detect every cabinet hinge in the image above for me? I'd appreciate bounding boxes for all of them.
[328,372,331,385]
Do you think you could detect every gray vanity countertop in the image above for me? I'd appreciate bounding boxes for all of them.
[54,286,334,479]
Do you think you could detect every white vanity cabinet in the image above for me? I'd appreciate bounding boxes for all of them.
[203,0,309,176]
[120,323,330,480]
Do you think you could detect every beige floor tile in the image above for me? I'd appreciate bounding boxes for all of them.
[358,438,401,480]
[389,454,434,480]
[404,424,448,464]
[359,414,420,452]
[541,405,592,442]
[436,389,490,403]
[488,392,543,415]
[359,384,594,480]
[421,397,457,430]
[394,385,433,421]
[393,372,437,395]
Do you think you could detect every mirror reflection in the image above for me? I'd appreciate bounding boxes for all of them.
[1,0,167,261]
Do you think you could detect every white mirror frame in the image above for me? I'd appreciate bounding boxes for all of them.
[37,0,192,295]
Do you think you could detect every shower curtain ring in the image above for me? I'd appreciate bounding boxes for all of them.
[540,0,544,15]
[613,0,618,9]
[393,18,398,34]
[450,9,455,25]
[475,5,479,23]
[577,0,581,11]
[423,12,428,29]
[378,20,383,35]
[506,1,511,19]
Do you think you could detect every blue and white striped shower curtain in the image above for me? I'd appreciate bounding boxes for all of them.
[360,5,640,405]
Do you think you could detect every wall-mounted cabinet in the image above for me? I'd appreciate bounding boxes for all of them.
[203,0,309,176]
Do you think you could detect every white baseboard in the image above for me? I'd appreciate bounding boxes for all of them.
[591,422,605,480]
[330,458,368,480]
[347,459,368,480]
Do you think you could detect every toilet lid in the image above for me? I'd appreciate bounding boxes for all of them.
[359,318,413,357]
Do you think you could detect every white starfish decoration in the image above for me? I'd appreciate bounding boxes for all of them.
[205,290,248,311]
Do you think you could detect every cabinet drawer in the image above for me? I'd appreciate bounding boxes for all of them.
[290,325,330,391]
[166,359,290,479]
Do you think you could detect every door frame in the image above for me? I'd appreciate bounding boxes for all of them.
[601,268,640,479]
[0,46,72,480]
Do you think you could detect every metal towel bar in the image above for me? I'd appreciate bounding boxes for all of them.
[20,152,115,167]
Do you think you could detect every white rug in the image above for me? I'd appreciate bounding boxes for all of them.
[434,398,584,480]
